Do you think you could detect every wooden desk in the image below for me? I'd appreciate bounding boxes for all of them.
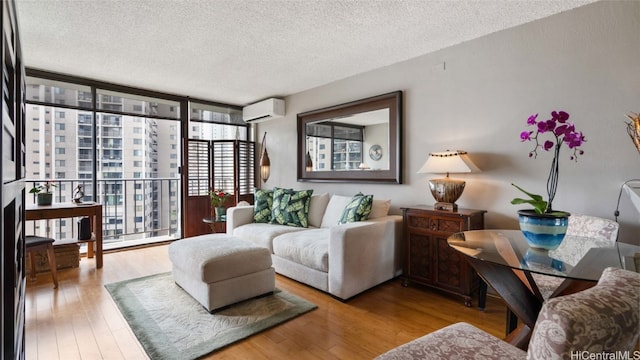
[26,202,103,269]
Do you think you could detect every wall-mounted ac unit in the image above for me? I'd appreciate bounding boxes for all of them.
[242,98,285,123]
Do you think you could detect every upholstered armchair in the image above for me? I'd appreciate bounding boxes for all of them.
[533,215,619,299]
[375,267,640,360]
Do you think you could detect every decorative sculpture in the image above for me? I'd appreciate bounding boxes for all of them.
[73,185,84,204]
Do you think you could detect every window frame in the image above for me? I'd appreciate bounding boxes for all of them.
[25,68,248,242]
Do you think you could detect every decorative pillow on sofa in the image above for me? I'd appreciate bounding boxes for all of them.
[308,193,330,228]
[270,188,314,227]
[253,188,273,223]
[369,199,391,219]
[320,195,353,228]
[338,193,373,224]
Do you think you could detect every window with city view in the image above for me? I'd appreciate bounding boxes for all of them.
[306,122,364,171]
[24,74,247,249]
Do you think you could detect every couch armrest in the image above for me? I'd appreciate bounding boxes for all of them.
[226,205,254,235]
[328,215,402,300]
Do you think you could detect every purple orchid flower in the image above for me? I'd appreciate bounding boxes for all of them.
[514,110,586,213]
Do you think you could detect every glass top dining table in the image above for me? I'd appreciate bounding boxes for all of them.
[447,229,640,348]
[448,229,640,282]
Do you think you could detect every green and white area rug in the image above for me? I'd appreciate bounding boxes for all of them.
[106,272,317,360]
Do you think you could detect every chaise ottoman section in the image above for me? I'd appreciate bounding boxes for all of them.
[168,234,275,312]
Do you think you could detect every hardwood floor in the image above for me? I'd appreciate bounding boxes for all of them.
[25,244,507,359]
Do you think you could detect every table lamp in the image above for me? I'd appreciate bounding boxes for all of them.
[417,150,480,211]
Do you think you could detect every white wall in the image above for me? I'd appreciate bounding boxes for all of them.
[257,1,640,244]
[362,123,388,170]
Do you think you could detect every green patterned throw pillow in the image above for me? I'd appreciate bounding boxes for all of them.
[338,193,373,224]
[270,188,314,227]
[253,188,274,223]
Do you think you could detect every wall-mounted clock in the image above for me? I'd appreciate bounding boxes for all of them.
[369,144,382,161]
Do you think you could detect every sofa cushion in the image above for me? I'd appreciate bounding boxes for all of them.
[253,188,273,223]
[320,195,352,228]
[270,188,314,227]
[232,223,307,253]
[369,199,391,219]
[338,193,373,224]
[308,193,330,228]
[273,229,329,272]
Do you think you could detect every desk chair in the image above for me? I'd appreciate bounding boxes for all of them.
[26,235,59,289]
[375,267,639,359]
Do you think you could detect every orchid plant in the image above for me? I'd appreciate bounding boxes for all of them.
[511,110,586,214]
[29,180,56,194]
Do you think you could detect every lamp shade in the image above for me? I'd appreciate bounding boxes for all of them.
[417,150,480,175]
[260,150,270,181]
[417,150,480,211]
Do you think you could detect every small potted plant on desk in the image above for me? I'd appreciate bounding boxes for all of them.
[30,180,56,206]
[209,189,232,221]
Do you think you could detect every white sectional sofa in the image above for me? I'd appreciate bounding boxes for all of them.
[226,193,403,300]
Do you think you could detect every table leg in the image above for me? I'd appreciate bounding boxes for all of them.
[506,309,518,334]
[86,216,95,258]
[465,257,542,349]
[87,242,94,258]
[95,210,103,269]
[550,278,596,298]
[504,324,532,351]
[477,280,487,311]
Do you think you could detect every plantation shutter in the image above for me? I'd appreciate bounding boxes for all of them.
[211,140,256,202]
[237,141,255,199]
[212,141,235,194]
[186,140,210,196]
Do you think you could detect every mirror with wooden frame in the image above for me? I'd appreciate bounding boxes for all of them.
[297,91,402,183]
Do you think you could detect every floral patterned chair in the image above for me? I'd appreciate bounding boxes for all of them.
[375,267,639,360]
[532,214,619,299]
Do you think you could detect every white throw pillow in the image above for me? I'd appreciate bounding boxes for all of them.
[320,195,353,228]
[369,199,391,219]
[308,193,330,228]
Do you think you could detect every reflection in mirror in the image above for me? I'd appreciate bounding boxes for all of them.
[306,108,389,171]
[297,91,402,183]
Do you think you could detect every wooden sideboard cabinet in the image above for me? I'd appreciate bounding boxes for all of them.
[401,206,486,307]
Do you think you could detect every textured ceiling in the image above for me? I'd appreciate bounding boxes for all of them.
[15,0,597,106]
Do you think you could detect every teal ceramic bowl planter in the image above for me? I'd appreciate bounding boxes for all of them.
[521,248,565,271]
[517,210,570,250]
